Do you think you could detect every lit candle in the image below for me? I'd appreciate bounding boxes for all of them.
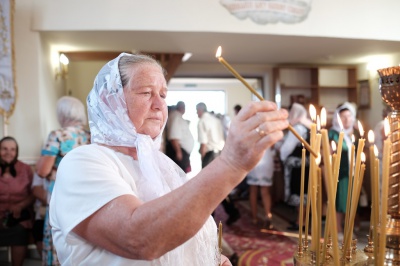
[308,105,318,251]
[316,154,322,266]
[379,119,391,265]
[303,105,317,250]
[344,122,365,259]
[334,113,345,184]
[215,46,318,157]
[344,135,355,234]
[367,130,375,243]
[298,145,306,249]
[320,112,340,265]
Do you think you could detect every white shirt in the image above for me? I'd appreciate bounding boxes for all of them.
[279,124,308,162]
[197,112,225,153]
[50,144,218,266]
[167,110,194,154]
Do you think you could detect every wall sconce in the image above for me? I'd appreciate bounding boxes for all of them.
[55,53,69,80]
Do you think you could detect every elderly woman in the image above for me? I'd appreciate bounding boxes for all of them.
[0,136,34,266]
[329,102,359,238]
[36,96,90,266]
[49,53,289,266]
[278,103,312,230]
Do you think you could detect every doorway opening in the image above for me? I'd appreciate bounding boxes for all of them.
[166,89,226,178]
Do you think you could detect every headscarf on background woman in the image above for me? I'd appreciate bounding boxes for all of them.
[330,101,357,161]
[0,136,19,177]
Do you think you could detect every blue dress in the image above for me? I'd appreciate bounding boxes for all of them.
[42,126,90,266]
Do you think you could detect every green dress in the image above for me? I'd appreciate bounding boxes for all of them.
[328,130,359,213]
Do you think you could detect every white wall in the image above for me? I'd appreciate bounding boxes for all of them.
[31,1,400,42]
[11,0,400,162]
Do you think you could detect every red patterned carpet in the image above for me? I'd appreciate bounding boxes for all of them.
[214,202,297,266]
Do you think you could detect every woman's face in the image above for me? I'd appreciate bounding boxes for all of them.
[0,139,17,163]
[339,110,354,130]
[124,63,168,139]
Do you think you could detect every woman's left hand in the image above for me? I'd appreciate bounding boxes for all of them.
[221,254,233,266]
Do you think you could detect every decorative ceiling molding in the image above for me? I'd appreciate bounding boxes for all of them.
[220,0,312,25]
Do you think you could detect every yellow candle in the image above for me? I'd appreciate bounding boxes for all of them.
[305,110,317,247]
[316,167,322,266]
[373,157,379,262]
[218,221,222,251]
[298,147,306,248]
[344,121,365,254]
[215,46,317,157]
[321,129,340,265]
[379,135,391,265]
[344,147,365,259]
[334,113,345,183]
[344,143,355,234]
[309,118,318,251]
[368,131,375,242]
[310,158,318,251]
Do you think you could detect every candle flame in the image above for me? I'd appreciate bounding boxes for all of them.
[216,46,222,58]
[316,153,321,166]
[358,120,364,137]
[374,145,378,157]
[331,140,337,152]
[368,130,375,144]
[361,152,366,163]
[320,107,326,127]
[309,104,316,122]
[316,115,321,131]
[384,118,390,137]
[351,134,355,143]
[337,113,344,131]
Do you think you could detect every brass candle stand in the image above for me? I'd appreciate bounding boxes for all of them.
[378,66,400,265]
[294,66,400,265]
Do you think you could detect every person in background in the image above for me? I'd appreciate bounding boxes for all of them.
[165,101,194,173]
[196,102,240,226]
[247,147,275,230]
[49,53,289,265]
[0,136,34,266]
[31,172,48,259]
[374,105,391,161]
[328,102,359,240]
[36,96,90,266]
[278,103,311,231]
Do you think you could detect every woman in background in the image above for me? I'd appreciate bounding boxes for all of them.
[246,147,275,230]
[36,96,90,266]
[0,136,34,266]
[279,103,311,230]
[328,102,358,240]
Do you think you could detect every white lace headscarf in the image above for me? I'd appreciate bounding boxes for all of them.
[331,102,357,161]
[87,53,218,265]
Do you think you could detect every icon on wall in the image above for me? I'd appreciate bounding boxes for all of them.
[358,80,371,109]
[220,0,312,25]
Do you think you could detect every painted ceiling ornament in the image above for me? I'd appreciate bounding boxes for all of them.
[220,0,312,25]
[0,0,16,119]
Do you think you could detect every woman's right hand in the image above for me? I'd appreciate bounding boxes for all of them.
[220,101,288,173]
